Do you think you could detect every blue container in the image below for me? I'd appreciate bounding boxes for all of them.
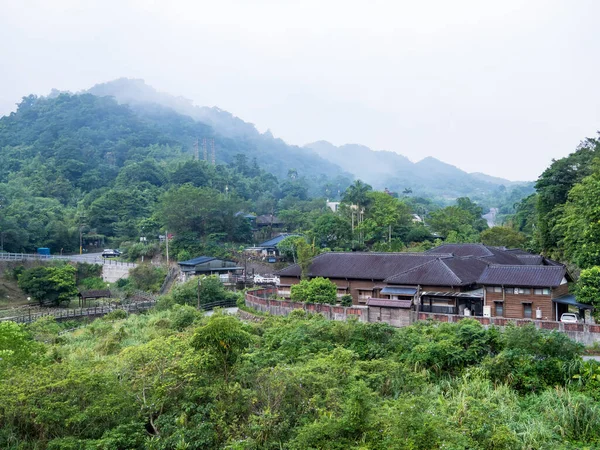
[37,247,50,256]
[268,257,277,263]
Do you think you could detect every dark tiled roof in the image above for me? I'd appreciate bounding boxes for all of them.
[79,289,111,298]
[478,265,566,287]
[178,256,217,266]
[257,234,299,248]
[384,259,461,286]
[367,298,412,308]
[256,214,284,225]
[384,257,488,287]
[427,243,523,265]
[516,255,544,265]
[505,248,534,256]
[427,243,499,257]
[276,252,450,280]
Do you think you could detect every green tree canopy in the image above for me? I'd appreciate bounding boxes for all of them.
[480,226,527,248]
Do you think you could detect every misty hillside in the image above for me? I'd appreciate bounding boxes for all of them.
[85,79,347,181]
[85,78,533,203]
[305,141,532,201]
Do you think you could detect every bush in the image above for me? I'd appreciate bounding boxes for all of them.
[290,277,337,304]
[171,304,202,330]
[79,277,107,290]
[128,264,166,293]
[340,294,353,307]
[102,309,127,321]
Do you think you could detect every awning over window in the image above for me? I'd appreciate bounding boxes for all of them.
[380,287,417,296]
[553,295,594,310]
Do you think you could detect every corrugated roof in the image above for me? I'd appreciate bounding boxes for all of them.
[276,252,451,280]
[178,256,217,266]
[367,298,412,308]
[380,287,417,295]
[478,265,566,287]
[257,234,300,248]
[553,295,594,310]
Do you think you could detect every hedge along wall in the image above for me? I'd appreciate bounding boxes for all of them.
[245,290,368,323]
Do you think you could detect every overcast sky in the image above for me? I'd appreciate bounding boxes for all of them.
[1,0,599,180]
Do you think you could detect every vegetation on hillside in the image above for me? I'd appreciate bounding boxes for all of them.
[0,310,598,449]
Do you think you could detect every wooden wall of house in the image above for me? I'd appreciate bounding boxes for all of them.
[486,289,554,320]
[552,284,569,299]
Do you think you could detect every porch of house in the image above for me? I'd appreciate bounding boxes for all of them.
[419,291,484,316]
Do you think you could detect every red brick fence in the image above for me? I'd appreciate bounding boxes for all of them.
[245,289,368,322]
[417,312,600,346]
[244,290,600,345]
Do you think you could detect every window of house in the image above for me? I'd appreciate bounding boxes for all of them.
[495,302,504,317]
[534,289,542,295]
[493,286,502,293]
[523,303,532,319]
[517,288,531,295]
[505,288,514,294]
[543,288,550,295]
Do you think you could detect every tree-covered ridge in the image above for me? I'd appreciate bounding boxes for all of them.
[0,93,351,254]
[1,309,598,449]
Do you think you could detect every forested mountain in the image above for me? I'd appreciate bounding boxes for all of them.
[0,92,351,254]
[305,140,533,203]
[85,78,347,180]
[0,79,535,257]
[86,78,532,204]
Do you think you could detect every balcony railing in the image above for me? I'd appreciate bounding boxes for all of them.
[420,305,458,315]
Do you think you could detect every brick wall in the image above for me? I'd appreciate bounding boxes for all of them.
[417,311,600,346]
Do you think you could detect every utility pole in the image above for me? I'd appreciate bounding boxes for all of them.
[202,138,208,161]
[210,138,215,165]
[194,138,199,160]
[165,230,169,266]
[197,277,202,310]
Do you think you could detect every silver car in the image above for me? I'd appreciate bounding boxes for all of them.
[560,313,579,323]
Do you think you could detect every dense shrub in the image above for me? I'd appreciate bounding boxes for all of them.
[0,309,596,449]
[290,277,337,304]
[128,264,166,293]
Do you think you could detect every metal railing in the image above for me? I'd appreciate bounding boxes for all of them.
[0,252,136,267]
[198,299,238,311]
[420,305,458,315]
[0,300,158,324]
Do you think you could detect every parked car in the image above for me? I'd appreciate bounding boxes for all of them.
[560,313,580,323]
[101,249,121,258]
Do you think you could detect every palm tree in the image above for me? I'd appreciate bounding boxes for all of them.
[342,180,372,210]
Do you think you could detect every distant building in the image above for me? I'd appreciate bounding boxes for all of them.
[178,256,242,281]
[255,214,285,229]
[246,233,300,258]
[326,200,340,213]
